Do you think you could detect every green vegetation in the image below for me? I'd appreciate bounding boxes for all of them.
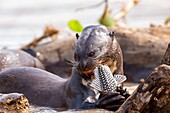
[68,20,84,32]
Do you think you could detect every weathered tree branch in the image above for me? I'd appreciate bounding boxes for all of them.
[116,64,170,113]
[116,43,170,113]
[115,25,170,82]
[114,0,141,20]
[0,93,29,113]
[161,43,170,65]
[20,26,59,50]
[115,25,170,68]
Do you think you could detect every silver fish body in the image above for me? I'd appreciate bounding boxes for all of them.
[85,64,127,103]
[90,64,127,92]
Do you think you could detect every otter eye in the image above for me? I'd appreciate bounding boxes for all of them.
[88,52,95,57]
[74,53,80,61]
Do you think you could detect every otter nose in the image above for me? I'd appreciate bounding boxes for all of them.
[77,60,88,72]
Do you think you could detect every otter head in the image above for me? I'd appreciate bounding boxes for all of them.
[74,25,120,77]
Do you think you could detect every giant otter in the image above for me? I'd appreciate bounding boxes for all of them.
[0,25,129,111]
[0,49,45,71]
[74,25,123,76]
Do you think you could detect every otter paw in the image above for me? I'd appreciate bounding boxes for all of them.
[95,91,125,111]
[116,86,130,99]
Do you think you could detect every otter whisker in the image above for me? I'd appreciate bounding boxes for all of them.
[73,62,79,67]
[66,59,77,67]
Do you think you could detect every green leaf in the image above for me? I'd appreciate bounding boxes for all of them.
[68,20,84,32]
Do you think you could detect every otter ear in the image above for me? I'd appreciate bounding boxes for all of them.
[109,31,115,38]
[76,33,79,39]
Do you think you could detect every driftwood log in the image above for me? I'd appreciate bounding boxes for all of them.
[116,25,170,68]
[33,34,76,78]
[0,93,29,113]
[115,25,170,82]
[116,43,170,113]
[29,25,170,82]
[116,64,170,113]
[162,43,170,65]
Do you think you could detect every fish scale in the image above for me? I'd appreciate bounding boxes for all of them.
[86,64,127,103]
[98,66,108,90]
[90,64,127,92]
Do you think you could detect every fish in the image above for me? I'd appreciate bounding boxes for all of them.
[90,64,127,92]
[84,64,127,103]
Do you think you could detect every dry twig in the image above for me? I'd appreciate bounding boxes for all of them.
[20,26,59,50]
[75,0,105,11]
[114,0,141,20]
[164,17,170,25]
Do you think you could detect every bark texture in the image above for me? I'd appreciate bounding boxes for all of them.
[0,93,29,113]
[116,43,170,113]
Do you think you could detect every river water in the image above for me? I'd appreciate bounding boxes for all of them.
[0,0,169,49]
